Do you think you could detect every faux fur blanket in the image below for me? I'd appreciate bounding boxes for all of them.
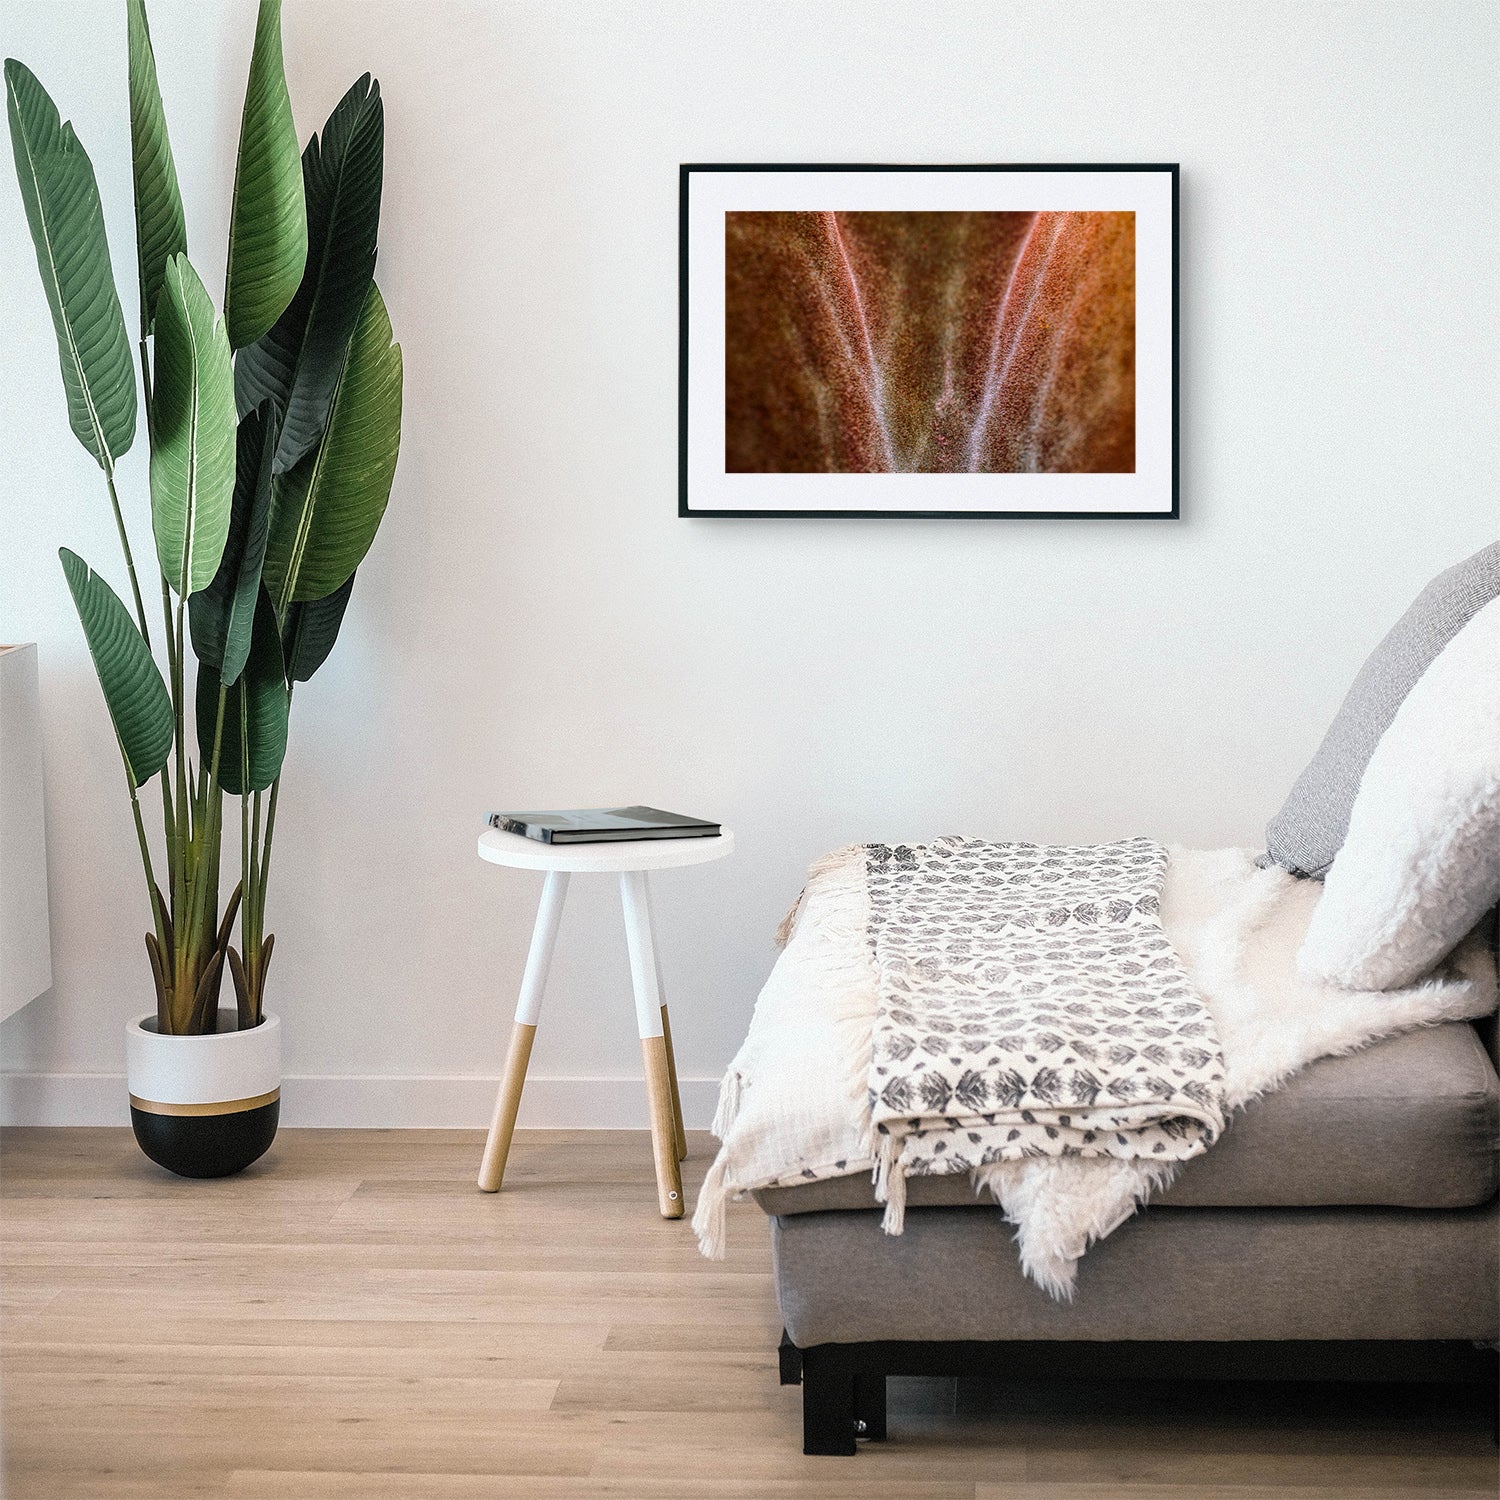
[860,838,1226,1231]
[694,846,1498,1299]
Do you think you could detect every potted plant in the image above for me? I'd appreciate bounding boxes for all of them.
[5,0,401,1176]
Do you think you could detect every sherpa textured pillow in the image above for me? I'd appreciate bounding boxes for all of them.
[1264,541,1500,878]
[1298,595,1500,990]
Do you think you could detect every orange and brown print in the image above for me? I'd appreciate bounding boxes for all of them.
[725,211,1135,474]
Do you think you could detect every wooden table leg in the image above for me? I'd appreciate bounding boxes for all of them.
[659,1004,688,1162]
[644,872,688,1161]
[478,870,569,1192]
[620,870,684,1218]
[477,1022,536,1193]
[641,1035,683,1218]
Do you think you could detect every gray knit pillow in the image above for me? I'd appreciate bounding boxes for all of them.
[1263,541,1500,878]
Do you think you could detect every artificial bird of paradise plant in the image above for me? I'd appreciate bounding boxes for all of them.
[6,0,401,1039]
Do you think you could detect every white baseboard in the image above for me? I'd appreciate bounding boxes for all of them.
[0,1072,722,1130]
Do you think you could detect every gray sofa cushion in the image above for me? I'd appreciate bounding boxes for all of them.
[753,1020,1499,1216]
[1263,541,1500,879]
[772,1200,1499,1344]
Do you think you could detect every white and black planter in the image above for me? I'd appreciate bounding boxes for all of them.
[126,1010,281,1178]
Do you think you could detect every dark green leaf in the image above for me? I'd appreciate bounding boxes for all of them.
[59,548,172,787]
[197,586,288,795]
[263,282,401,609]
[234,73,383,474]
[189,404,276,683]
[6,60,136,470]
[149,253,236,595]
[126,0,187,338]
[224,0,306,349]
[282,570,354,682]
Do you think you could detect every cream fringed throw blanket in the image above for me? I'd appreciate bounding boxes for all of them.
[694,844,1498,1299]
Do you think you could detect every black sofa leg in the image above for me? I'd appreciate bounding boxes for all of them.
[778,1328,803,1386]
[801,1345,858,1455]
[855,1371,887,1441]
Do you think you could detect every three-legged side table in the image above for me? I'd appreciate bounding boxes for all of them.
[474,826,734,1217]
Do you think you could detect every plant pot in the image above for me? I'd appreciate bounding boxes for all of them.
[126,1009,281,1178]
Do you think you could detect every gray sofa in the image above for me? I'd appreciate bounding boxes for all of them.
[756,1012,1500,1453]
[753,551,1500,1453]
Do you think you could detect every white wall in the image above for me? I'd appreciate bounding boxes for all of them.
[2,0,1496,1126]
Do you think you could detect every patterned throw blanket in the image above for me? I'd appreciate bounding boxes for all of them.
[863,838,1228,1228]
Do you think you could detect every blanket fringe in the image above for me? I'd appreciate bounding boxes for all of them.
[799,850,882,1169]
[710,1069,743,1140]
[692,1151,733,1261]
[872,1133,908,1235]
[774,844,869,948]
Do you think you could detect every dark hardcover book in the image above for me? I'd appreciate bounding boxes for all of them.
[487,806,721,845]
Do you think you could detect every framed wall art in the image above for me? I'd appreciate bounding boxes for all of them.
[679,163,1178,519]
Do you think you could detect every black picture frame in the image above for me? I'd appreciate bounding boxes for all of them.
[679,163,1179,520]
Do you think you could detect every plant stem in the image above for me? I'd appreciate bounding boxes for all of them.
[117,340,157,653]
[157,573,176,850]
[144,323,195,1025]
[242,677,259,935]
[248,786,262,992]
[170,591,190,1025]
[256,686,291,922]
[250,788,262,920]
[182,686,230,1015]
[250,786,267,1025]
[102,468,151,651]
[251,677,292,1024]
[128,780,170,1031]
[241,785,251,959]
[208,684,228,787]
[258,776,280,917]
[128,780,167,955]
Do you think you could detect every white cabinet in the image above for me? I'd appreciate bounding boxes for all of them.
[1,644,52,1021]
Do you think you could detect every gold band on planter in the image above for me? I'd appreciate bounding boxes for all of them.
[128,1088,280,1118]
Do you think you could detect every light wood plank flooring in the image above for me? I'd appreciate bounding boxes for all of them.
[2,1128,1495,1499]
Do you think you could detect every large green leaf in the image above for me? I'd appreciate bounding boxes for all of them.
[126,0,186,338]
[224,0,306,350]
[189,404,276,684]
[196,587,288,795]
[150,253,236,596]
[5,60,136,471]
[282,570,354,682]
[234,74,383,473]
[263,282,401,610]
[59,548,172,788]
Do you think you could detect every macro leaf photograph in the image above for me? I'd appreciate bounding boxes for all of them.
[724,209,1136,476]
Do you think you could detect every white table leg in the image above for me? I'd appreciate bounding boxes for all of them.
[620,870,684,1218]
[478,870,569,1192]
[644,877,688,1161]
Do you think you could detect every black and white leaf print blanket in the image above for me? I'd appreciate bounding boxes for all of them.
[863,838,1226,1220]
[694,842,1497,1299]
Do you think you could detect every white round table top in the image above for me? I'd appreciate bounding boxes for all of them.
[477,826,735,873]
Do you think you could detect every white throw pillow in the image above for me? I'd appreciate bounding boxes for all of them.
[1298,593,1500,990]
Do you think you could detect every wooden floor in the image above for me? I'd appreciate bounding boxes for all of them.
[1,1128,1495,1500]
